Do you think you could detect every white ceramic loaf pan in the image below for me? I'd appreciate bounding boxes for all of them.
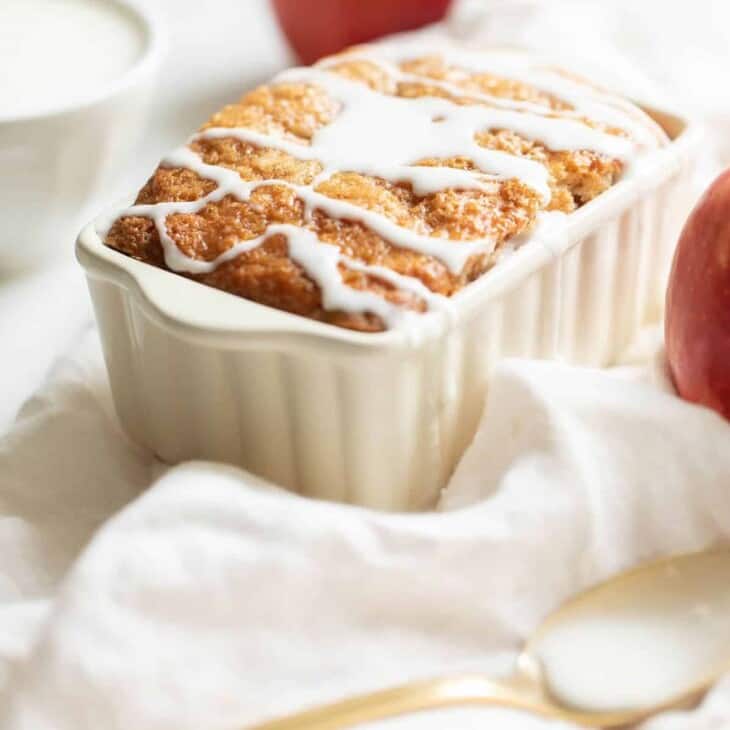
[77,107,700,511]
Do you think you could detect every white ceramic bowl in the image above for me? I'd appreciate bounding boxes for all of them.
[78,105,701,511]
[0,0,164,271]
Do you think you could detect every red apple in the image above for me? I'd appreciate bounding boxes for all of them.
[666,169,730,419]
[271,0,453,65]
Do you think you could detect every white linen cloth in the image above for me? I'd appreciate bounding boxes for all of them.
[2,1,730,728]
[2,328,730,729]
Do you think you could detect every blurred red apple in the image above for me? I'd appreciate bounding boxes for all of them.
[666,169,730,419]
[271,0,453,64]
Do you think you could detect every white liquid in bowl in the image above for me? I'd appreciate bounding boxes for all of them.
[0,0,146,119]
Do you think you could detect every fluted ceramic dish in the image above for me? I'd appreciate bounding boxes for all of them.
[77,106,700,510]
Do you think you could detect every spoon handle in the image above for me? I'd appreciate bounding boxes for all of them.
[247,674,547,730]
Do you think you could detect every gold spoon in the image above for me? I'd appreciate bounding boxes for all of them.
[249,548,730,729]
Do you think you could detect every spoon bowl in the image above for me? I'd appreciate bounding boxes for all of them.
[249,548,730,729]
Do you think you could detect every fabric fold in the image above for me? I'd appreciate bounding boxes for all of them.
[2,337,730,728]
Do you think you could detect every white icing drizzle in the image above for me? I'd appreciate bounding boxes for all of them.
[279,66,634,179]
[100,42,660,330]
[200,124,507,198]
[368,38,666,146]
[321,54,662,149]
[98,147,497,275]
[285,226,442,328]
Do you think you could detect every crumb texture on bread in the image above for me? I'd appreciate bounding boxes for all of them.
[102,41,667,332]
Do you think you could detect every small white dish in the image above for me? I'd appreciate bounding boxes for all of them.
[0,0,164,271]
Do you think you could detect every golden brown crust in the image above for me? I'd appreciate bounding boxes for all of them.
[105,47,656,332]
[202,83,339,143]
[473,129,623,212]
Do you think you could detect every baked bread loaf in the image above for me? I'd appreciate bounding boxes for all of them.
[101,39,667,332]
